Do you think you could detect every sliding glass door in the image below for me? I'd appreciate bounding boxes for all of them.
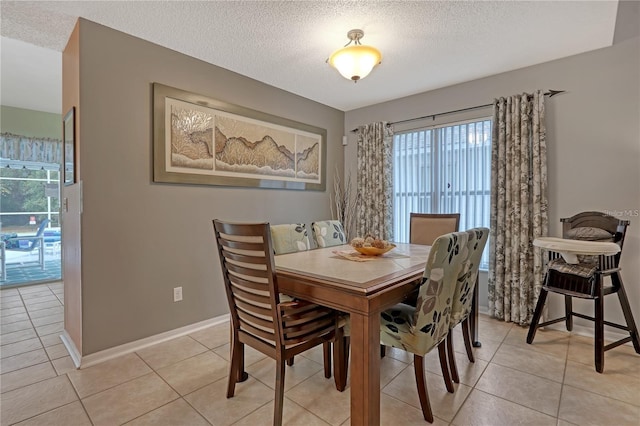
[0,159,62,287]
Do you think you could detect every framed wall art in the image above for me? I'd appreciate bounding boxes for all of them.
[63,106,75,186]
[152,83,327,191]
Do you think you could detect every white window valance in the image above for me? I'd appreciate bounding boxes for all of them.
[0,133,62,165]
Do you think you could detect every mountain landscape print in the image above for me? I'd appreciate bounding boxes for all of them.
[156,84,325,190]
[169,100,215,170]
[214,115,320,181]
[167,98,321,183]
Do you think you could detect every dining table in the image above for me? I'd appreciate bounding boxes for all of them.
[274,243,481,425]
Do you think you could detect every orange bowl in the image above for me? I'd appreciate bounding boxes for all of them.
[352,244,396,256]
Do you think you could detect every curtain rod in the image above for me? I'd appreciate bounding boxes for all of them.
[350,89,565,133]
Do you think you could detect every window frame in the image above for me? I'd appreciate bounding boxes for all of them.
[392,115,492,268]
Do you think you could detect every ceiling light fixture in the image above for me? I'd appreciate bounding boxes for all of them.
[328,29,382,82]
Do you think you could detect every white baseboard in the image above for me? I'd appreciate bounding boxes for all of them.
[62,314,230,370]
[476,306,632,346]
[60,330,82,368]
[60,309,631,371]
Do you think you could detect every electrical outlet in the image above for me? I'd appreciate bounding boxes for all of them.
[173,287,183,302]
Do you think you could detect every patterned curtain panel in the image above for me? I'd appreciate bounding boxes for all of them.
[488,91,548,326]
[355,122,394,240]
[0,133,63,164]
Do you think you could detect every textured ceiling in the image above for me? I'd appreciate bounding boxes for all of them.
[1,1,619,113]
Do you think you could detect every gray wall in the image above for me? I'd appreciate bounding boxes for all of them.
[76,20,344,354]
[345,35,640,330]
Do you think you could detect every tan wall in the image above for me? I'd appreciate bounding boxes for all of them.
[345,35,640,330]
[74,19,344,355]
[62,21,83,356]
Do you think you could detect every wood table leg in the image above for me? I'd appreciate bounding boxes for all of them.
[349,311,381,426]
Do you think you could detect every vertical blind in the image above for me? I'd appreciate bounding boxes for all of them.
[393,118,492,267]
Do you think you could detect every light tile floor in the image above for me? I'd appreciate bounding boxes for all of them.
[1,282,639,425]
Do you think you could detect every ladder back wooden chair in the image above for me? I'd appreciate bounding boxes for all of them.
[527,211,640,373]
[213,220,341,425]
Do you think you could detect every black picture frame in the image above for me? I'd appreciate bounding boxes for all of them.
[63,107,75,186]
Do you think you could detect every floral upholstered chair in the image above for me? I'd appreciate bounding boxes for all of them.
[380,231,469,423]
[311,220,346,248]
[446,227,489,383]
[270,223,311,255]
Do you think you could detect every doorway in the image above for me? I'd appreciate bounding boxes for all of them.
[0,159,62,287]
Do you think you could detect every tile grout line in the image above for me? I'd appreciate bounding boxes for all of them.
[0,288,53,380]
[2,285,94,426]
[22,286,64,365]
[5,365,127,425]
[62,329,230,404]
[556,343,570,422]
[453,328,564,424]
[3,287,639,425]
[132,350,208,425]
[378,364,451,424]
[449,324,511,425]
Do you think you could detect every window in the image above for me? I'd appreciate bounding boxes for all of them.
[392,118,492,268]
